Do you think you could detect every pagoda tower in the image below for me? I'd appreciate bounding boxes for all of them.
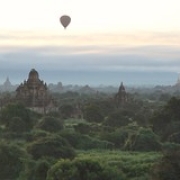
[115,82,127,107]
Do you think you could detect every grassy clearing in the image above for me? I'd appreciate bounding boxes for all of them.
[64,118,88,127]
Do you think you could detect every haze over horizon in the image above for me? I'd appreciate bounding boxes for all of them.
[1,0,180,86]
[0,68,178,87]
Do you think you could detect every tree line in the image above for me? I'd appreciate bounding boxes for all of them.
[0,90,180,179]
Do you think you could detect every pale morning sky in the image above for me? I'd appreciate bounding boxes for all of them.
[0,0,180,85]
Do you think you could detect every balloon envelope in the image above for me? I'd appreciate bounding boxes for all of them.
[60,15,71,29]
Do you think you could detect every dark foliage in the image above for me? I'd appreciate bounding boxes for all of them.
[7,116,27,133]
[74,123,91,134]
[104,110,130,127]
[47,158,125,180]
[100,128,129,148]
[150,97,180,140]
[23,158,51,180]
[124,128,162,151]
[83,104,104,123]
[59,130,113,150]
[151,150,180,180]
[0,142,27,180]
[59,104,74,119]
[36,116,63,133]
[27,134,76,160]
[168,132,180,144]
[0,102,35,131]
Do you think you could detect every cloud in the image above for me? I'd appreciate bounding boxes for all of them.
[1,30,180,48]
[1,30,180,82]
[0,48,179,86]
[0,44,180,73]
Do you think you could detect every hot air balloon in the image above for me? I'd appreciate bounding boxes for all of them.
[60,15,71,29]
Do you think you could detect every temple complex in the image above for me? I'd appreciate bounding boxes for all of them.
[16,69,56,113]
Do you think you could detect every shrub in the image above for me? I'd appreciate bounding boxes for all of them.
[27,134,76,160]
[60,130,112,150]
[60,104,74,119]
[103,111,130,127]
[36,116,63,133]
[162,142,180,152]
[100,128,128,149]
[46,158,125,180]
[0,103,34,131]
[0,142,27,180]
[83,104,104,123]
[7,116,27,133]
[124,128,162,151]
[74,123,91,134]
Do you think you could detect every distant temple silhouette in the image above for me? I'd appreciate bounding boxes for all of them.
[16,69,56,113]
[115,82,127,107]
[0,77,17,92]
